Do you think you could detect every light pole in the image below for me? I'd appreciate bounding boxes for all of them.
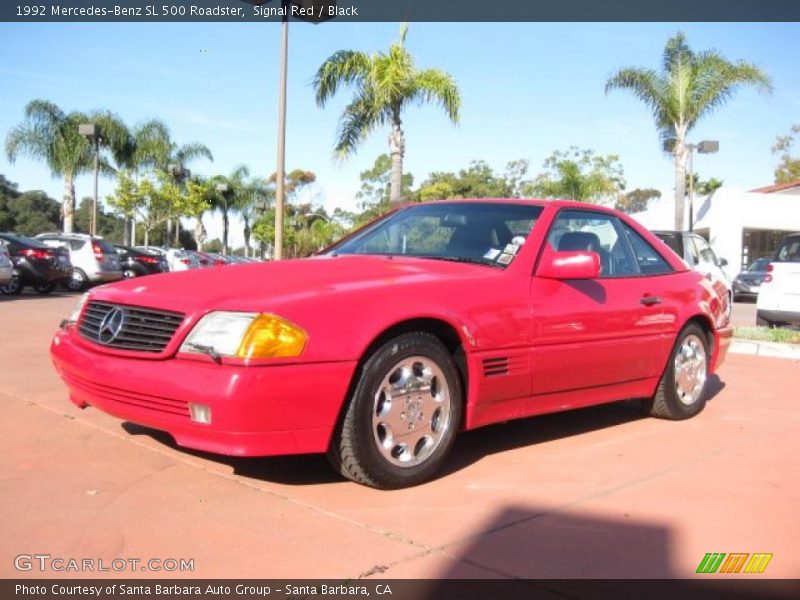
[79,123,103,236]
[243,0,335,260]
[686,140,719,232]
[168,164,191,246]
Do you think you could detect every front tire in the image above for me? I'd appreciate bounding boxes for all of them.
[643,324,709,420]
[34,282,54,295]
[328,332,463,489]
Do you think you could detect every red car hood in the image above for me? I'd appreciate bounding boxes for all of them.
[90,254,495,314]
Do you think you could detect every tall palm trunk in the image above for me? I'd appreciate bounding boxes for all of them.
[222,211,229,255]
[673,128,688,231]
[194,214,206,251]
[123,216,132,245]
[388,115,405,207]
[62,174,76,233]
[243,217,251,258]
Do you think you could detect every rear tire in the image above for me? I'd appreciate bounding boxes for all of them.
[66,269,87,292]
[327,332,463,489]
[643,323,709,420]
[0,274,22,295]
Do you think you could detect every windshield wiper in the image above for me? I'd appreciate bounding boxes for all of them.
[185,342,222,364]
[414,255,501,267]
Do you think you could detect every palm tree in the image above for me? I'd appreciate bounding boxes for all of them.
[212,165,249,255]
[606,32,771,230]
[5,100,129,233]
[314,24,460,206]
[118,119,171,243]
[236,177,272,258]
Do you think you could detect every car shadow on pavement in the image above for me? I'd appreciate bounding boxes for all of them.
[423,506,796,597]
[121,375,725,487]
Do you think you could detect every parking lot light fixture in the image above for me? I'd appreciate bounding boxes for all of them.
[79,123,103,236]
[686,140,719,232]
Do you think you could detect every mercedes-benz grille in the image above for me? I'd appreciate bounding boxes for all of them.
[79,301,185,353]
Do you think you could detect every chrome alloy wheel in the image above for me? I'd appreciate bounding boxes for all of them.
[372,356,452,467]
[674,334,707,406]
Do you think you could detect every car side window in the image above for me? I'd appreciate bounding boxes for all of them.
[692,237,718,265]
[621,223,674,275]
[685,237,700,266]
[547,210,639,278]
[70,240,85,251]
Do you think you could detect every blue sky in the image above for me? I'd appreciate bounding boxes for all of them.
[1,21,798,246]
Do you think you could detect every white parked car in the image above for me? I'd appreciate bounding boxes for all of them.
[135,246,200,272]
[36,233,122,292]
[0,241,13,287]
[757,233,800,328]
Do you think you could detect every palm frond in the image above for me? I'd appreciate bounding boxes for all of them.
[410,69,461,123]
[175,142,213,165]
[605,68,666,120]
[333,91,385,160]
[313,50,372,107]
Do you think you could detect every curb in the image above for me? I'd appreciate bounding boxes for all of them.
[730,339,800,360]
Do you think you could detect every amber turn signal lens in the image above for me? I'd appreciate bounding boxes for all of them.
[235,314,307,359]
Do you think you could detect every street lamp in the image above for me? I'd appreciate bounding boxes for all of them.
[686,140,719,232]
[78,123,103,236]
[241,0,335,260]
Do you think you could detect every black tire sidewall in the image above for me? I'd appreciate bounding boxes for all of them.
[348,333,463,487]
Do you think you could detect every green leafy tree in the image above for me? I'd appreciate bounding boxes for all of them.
[527,148,625,203]
[251,170,318,257]
[314,23,460,206]
[772,124,800,184]
[354,154,413,225]
[0,187,62,236]
[74,197,125,242]
[5,100,130,233]
[615,188,661,214]
[606,32,771,229]
[415,161,515,202]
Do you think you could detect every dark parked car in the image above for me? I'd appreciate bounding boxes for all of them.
[732,257,771,301]
[113,245,169,278]
[0,232,72,295]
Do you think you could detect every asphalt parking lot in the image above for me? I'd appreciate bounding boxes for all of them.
[1,292,798,579]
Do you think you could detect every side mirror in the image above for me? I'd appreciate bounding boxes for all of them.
[538,251,601,280]
[718,257,728,267]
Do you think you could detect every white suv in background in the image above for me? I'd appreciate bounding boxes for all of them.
[757,233,800,328]
[36,233,122,292]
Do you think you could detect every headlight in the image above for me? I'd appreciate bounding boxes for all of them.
[180,311,307,360]
[64,293,89,325]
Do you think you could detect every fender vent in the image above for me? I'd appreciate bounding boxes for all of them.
[483,356,509,377]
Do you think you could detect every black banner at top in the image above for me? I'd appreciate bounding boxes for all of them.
[3,0,800,22]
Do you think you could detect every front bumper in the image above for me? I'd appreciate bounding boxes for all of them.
[88,270,123,283]
[757,309,800,327]
[51,328,357,456]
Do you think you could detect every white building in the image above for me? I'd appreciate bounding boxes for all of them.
[630,180,800,276]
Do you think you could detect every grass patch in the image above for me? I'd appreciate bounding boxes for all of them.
[734,327,800,344]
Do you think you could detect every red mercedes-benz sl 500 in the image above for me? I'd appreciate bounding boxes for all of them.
[51,200,732,488]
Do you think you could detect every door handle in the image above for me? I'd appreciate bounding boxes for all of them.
[640,295,662,306]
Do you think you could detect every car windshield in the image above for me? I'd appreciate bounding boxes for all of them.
[328,202,543,268]
[775,237,800,263]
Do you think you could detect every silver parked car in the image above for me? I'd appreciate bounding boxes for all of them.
[0,241,13,287]
[36,233,122,292]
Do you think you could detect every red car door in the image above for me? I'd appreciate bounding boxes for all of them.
[530,210,677,395]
